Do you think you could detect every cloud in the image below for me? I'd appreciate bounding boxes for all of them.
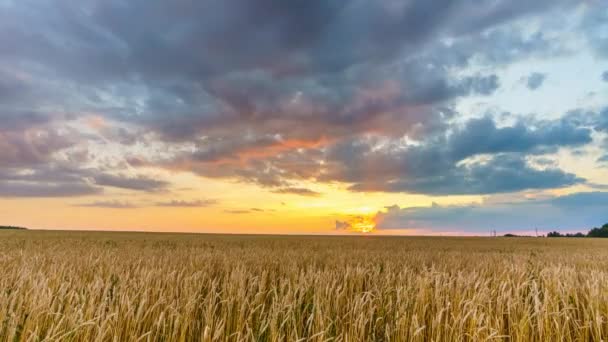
[0,0,603,202]
[224,209,254,214]
[0,182,101,198]
[74,199,219,208]
[335,221,351,230]
[594,108,608,132]
[320,114,590,194]
[0,162,103,198]
[155,199,218,207]
[149,111,594,196]
[374,192,608,233]
[8,0,566,82]
[92,173,169,192]
[602,71,608,82]
[448,115,592,159]
[525,72,546,90]
[74,200,138,209]
[0,128,77,167]
[581,6,608,59]
[349,154,582,195]
[272,187,321,197]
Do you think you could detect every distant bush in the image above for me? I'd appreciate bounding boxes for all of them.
[502,234,535,237]
[0,226,27,230]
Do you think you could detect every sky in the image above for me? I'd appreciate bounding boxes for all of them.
[0,0,607,235]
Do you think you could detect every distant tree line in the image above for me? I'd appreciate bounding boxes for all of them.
[0,226,27,230]
[502,223,608,238]
[547,223,608,238]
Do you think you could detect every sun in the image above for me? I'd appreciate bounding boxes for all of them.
[349,216,376,233]
[352,220,376,233]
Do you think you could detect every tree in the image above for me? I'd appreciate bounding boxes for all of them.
[587,224,608,238]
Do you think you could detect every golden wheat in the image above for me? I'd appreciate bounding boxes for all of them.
[0,230,607,341]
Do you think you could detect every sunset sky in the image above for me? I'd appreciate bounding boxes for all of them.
[1,0,607,235]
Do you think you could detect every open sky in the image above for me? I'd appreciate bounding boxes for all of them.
[1,0,607,235]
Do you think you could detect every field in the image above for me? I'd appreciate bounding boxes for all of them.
[1,230,607,341]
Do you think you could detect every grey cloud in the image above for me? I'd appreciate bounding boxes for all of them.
[602,71,608,82]
[158,113,592,195]
[191,136,282,162]
[0,0,599,200]
[0,125,106,198]
[0,128,76,167]
[0,182,101,198]
[0,0,576,154]
[449,0,575,35]
[581,6,608,58]
[464,74,500,95]
[0,157,172,197]
[74,200,138,209]
[448,115,592,160]
[0,110,51,132]
[374,192,608,233]
[525,72,546,90]
[2,0,573,82]
[348,154,582,195]
[594,108,608,132]
[320,115,590,194]
[92,173,169,192]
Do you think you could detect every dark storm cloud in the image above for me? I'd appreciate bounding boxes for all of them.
[374,192,608,233]
[525,72,547,90]
[0,0,600,199]
[0,0,575,82]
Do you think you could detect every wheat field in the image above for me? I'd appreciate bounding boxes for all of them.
[0,230,607,341]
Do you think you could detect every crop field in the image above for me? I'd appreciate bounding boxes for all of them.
[1,230,607,341]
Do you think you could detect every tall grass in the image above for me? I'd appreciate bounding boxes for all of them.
[1,230,607,341]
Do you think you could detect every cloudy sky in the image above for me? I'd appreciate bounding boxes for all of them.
[1,0,607,235]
